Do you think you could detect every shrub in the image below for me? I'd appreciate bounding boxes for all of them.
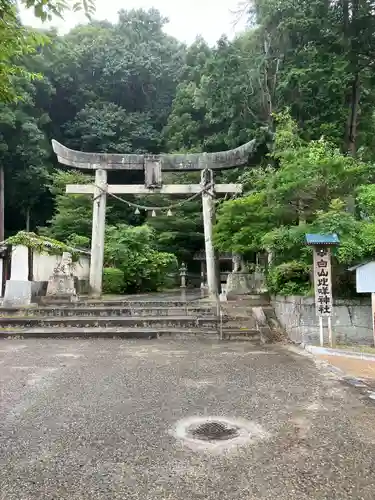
[104,224,178,293]
[102,267,124,295]
[267,260,311,296]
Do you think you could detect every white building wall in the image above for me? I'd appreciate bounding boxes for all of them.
[356,262,375,293]
[32,251,90,281]
[10,245,29,280]
[32,253,57,281]
[74,256,90,280]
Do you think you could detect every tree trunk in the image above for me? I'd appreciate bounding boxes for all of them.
[25,207,31,232]
[344,0,360,156]
[262,32,273,125]
[0,165,4,242]
[342,0,349,34]
[345,72,360,156]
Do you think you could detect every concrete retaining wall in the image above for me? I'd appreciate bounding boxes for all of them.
[272,295,373,345]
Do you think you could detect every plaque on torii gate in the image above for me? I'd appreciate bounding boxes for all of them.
[52,139,257,297]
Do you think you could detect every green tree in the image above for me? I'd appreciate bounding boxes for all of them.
[28,8,186,246]
[64,102,160,153]
[0,0,95,102]
[0,71,55,237]
[44,9,184,151]
[214,115,375,295]
[145,172,204,263]
[248,0,375,154]
[164,31,270,153]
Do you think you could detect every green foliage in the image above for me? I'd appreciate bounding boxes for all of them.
[0,72,53,232]
[357,185,375,217]
[102,267,124,295]
[262,225,310,265]
[65,102,159,153]
[65,233,90,249]
[0,7,46,103]
[20,0,96,21]
[42,170,94,241]
[267,261,311,296]
[251,0,375,153]
[0,1,95,103]
[104,224,177,293]
[164,31,267,153]
[145,172,204,263]
[214,192,274,254]
[5,230,82,259]
[48,9,184,151]
[5,0,375,301]
[312,199,365,264]
[215,115,375,295]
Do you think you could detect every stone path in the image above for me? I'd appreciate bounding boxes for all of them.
[1,339,375,499]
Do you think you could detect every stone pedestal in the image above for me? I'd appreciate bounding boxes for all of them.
[3,280,32,307]
[226,272,253,299]
[3,245,32,306]
[46,252,77,302]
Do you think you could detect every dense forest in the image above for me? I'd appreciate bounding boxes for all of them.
[3,0,375,294]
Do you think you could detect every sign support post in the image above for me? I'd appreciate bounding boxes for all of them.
[306,234,340,348]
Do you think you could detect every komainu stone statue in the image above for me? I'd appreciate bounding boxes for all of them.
[232,253,246,273]
[226,253,252,299]
[46,252,77,301]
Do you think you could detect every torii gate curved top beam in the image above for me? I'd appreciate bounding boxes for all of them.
[52,138,257,171]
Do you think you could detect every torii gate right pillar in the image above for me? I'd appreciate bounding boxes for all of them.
[90,168,107,297]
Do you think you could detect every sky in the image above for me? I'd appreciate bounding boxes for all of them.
[19,0,248,46]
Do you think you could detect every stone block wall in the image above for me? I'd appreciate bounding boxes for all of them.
[272,295,373,345]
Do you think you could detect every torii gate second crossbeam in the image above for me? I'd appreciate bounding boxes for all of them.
[51,140,254,297]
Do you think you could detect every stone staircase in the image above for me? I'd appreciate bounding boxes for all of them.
[0,294,272,343]
[219,294,283,343]
[0,297,221,339]
[220,302,260,341]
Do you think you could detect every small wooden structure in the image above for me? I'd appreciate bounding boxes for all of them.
[193,251,233,287]
[305,233,340,347]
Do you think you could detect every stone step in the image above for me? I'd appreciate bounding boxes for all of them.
[0,306,215,318]
[222,330,260,340]
[38,298,198,308]
[0,327,219,339]
[222,318,258,328]
[0,316,218,329]
[0,327,260,340]
[225,294,270,306]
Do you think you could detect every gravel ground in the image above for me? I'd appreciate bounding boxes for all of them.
[1,338,375,499]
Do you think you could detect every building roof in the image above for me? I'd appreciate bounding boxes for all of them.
[305,233,340,246]
[348,261,374,271]
[1,231,90,256]
[193,251,233,261]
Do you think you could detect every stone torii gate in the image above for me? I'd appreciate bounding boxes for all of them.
[52,139,256,297]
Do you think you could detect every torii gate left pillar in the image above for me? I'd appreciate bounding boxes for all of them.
[90,168,107,295]
[52,140,256,297]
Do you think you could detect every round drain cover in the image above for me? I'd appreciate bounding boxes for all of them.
[188,420,239,441]
[173,416,268,452]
